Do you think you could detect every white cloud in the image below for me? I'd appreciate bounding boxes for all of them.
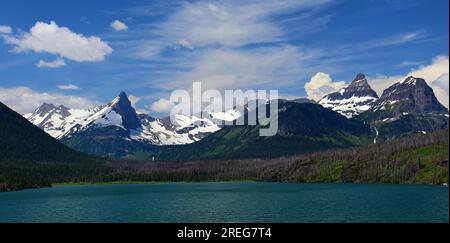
[129,42,164,60]
[0,25,12,34]
[178,39,194,50]
[0,86,96,114]
[36,58,66,68]
[128,94,140,108]
[3,21,112,62]
[369,56,449,107]
[432,73,449,91]
[304,72,346,101]
[57,84,80,90]
[399,61,422,67]
[363,31,425,50]
[408,56,449,83]
[395,31,422,43]
[150,98,174,113]
[112,0,336,108]
[169,1,331,48]
[126,0,331,60]
[158,2,281,48]
[369,74,403,96]
[159,45,317,92]
[110,0,334,102]
[80,17,91,25]
[409,56,449,108]
[111,20,128,32]
[431,74,449,108]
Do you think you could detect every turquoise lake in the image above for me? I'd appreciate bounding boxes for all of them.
[0,182,448,223]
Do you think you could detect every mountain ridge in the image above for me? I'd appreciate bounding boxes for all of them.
[20,73,449,159]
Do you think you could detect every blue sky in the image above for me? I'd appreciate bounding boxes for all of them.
[0,0,448,115]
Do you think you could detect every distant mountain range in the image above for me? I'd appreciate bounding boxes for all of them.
[21,73,449,159]
[24,91,241,157]
[25,91,241,144]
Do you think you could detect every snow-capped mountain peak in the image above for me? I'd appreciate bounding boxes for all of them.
[24,103,97,138]
[400,76,417,85]
[32,103,57,116]
[24,91,243,146]
[357,76,449,139]
[108,91,141,130]
[370,76,448,115]
[319,73,379,118]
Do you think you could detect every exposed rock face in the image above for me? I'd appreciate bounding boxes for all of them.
[291,98,317,104]
[358,76,449,140]
[319,73,379,118]
[370,76,447,117]
[110,91,141,130]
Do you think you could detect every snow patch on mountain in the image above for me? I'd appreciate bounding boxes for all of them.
[131,114,223,145]
[320,95,376,118]
[91,108,124,129]
[209,110,242,122]
[24,104,101,138]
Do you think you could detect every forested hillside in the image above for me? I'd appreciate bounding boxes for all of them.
[0,102,108,191]
[0,102,94,163]
[109,129,449,185]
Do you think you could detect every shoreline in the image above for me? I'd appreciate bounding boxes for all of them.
[52,180,257,187]
[2,179,448,193]
[52,180,448,187]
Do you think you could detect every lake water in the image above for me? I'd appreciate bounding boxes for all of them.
[0,182,448,223]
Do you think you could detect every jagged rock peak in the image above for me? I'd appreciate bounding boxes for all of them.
[352,73,366,82]
[374,76,447,114]
[111,91,129,105]
[347,73,372,90]
[118,91,128,99]
[35,103,56,113]
[401,76,418,84]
